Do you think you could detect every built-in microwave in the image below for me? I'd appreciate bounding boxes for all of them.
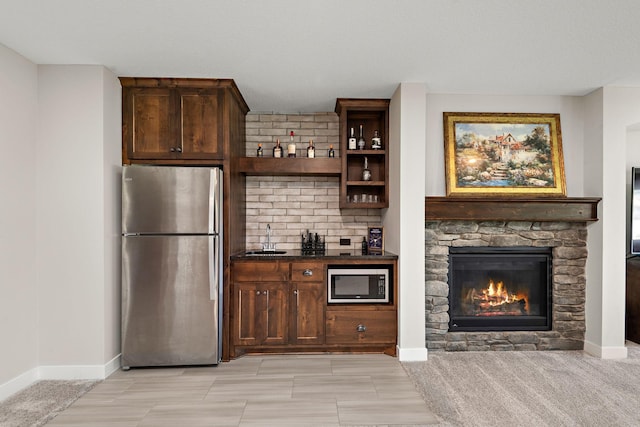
[327,266,390,303]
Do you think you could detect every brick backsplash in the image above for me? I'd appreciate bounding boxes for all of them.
[245,112,382,251]
[246,112,340,158]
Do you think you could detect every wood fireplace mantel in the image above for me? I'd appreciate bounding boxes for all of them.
[425,197,601,222]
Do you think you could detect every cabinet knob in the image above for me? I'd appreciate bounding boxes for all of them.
[303,269,313,277]
[356,324,367,332]
[170,147,176,152]
[256,291,261,295]
[293,290,298,295]
[176,147,182,153]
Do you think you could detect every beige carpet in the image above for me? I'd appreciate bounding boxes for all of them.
[402,342,640,427]
[0,380,99,427]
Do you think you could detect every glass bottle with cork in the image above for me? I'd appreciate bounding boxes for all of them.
[273,139,282,158]
[307,139,315,158]
[348,127,357,150]
[371,130,382,149]
[288,131,296,157]
[357,124,366,150]
[362,156,371,181]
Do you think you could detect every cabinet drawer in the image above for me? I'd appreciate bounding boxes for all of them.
[291,262,325,282]
[326,310,396,344]
[233,261,289,282]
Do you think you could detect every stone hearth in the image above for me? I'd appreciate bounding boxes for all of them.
[425,220,587,351]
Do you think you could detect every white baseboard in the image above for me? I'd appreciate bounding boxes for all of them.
[397,346,428,362]
[583,340,628,359]
[0,367,39,401]
[0,354,122,401]
[104,353,121,378]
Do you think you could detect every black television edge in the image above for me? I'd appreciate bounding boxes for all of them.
[631,167,640,255]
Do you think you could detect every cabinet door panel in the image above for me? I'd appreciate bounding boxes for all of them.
[263,286,288,345]
[236,284,261,346]
[129,88,174,159]
[180,90,223,159]
[291,282,325,345]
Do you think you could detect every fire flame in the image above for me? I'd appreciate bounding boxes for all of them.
[465,279,529,316]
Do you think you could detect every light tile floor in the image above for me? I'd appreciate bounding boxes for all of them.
[47,354,439,426]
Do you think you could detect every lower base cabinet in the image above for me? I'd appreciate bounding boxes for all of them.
[236,282,288,346]
[230,258,397,358]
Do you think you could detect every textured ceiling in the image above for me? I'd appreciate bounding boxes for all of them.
[2,0,640,112]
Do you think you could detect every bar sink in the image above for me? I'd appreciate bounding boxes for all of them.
[244,250,287,255]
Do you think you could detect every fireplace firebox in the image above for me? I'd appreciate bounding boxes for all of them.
[448,247,552,332]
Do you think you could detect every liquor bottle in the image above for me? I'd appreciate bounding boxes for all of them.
[357,124,366,150]
[371,130,382,149]
[307,139,315,158]
[348,127,357,150]
[361,237,368,255]
[288,131,296,157]
[257,143,264,157]
[273,139,282,158]
[328,144,335,158]
[362,156,371,181]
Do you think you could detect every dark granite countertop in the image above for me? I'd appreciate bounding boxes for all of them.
[231,249,398,261]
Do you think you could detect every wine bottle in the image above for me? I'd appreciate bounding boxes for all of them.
[358,124,366,150]
[288,131,296,157]
[372,130,382,149]
[257,143,264,157]
[348,127,357,150]
[307,139,315,158]
[362,156,371,181]
[273,139,282,158]
[328,144,335,158]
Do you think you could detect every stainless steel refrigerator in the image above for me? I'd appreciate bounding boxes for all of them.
[121,165,222,369]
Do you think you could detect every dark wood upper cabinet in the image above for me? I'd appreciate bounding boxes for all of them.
[178,88,223,159]
[335,98,390,208]
[120,77,247,164]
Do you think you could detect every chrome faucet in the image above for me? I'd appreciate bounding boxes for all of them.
[263,224,276,251]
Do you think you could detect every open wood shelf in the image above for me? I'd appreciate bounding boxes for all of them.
[237,157,341,176]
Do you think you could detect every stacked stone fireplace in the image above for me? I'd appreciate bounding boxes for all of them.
[425,220,587,351]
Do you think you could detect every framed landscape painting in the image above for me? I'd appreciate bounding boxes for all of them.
[443,112,566,197]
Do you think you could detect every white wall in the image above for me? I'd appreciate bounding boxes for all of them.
[36,65,121,376]
[425,94,584,196]
[584,87,640,358]
[387,83,427,361]
[0,44,39,398]
[102,68,122,366]
[583,89,605,356]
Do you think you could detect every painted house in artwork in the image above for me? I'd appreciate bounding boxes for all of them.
[491,133,537,163]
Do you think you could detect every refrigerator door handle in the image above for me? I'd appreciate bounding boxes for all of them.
[209,235,218,301]
[209,168,222,235]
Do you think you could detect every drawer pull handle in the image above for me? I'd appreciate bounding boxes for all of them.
[303,269,313,276]
[356,324,367,332]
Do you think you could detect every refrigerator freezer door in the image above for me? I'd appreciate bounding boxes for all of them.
[122,235,220,367]
[122,165,221,235]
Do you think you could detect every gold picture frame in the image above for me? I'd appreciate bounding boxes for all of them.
[443,112,566,197]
